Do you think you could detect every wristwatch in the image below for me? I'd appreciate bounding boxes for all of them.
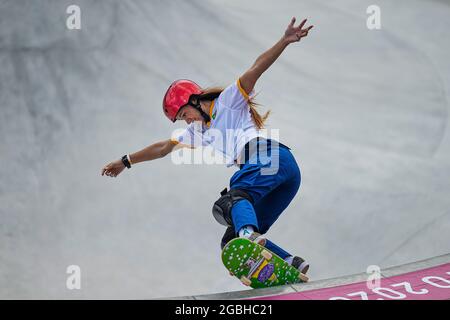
[121,154,131,169]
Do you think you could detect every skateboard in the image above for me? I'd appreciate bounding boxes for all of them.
[221,237,309,289]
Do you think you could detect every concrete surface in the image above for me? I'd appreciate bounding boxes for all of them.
[1,0,450,299]
[174,253,450,300]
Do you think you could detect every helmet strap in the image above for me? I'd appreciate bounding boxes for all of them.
[189,96,211,123]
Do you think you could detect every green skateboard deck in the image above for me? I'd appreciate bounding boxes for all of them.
[221,238,309,289]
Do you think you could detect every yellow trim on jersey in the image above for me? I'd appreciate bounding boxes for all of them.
[206,100,215,128]
[170,138,195,149]
[237,78,250,100]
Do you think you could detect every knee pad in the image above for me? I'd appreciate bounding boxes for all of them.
[212,187,253,226]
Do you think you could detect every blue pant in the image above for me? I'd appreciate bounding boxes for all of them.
[228,139,301,259]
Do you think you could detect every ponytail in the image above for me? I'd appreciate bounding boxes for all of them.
[198,86,270,129]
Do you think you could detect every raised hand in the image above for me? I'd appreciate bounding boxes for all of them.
[284,17,314,44]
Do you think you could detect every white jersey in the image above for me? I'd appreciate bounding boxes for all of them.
[171,79,264,167]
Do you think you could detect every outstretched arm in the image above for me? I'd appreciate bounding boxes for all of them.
[239,17,314,95]
[101,139,177,178]
[129,139,178,164]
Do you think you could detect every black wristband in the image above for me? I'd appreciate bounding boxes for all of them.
[121,155,131,169]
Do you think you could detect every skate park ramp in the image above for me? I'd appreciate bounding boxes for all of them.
[1,0,450,299]
[173,254,450,300]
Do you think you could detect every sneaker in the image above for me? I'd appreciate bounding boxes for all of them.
[247,232,267,247]
[291,256,310,274]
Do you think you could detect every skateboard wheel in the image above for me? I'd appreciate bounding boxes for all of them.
[261,250,272,260]
[240,276,252,286]
[298,273,309,282]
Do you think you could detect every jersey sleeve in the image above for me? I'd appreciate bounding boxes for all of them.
[170,122,204,149]
[217,78,255,110]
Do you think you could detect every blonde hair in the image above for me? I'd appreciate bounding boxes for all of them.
[197,86,270,130]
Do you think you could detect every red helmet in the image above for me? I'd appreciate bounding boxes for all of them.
[162,79,202,122]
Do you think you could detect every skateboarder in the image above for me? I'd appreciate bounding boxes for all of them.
[101,17,313,275]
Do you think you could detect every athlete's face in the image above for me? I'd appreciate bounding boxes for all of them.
[176,105,203,124]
